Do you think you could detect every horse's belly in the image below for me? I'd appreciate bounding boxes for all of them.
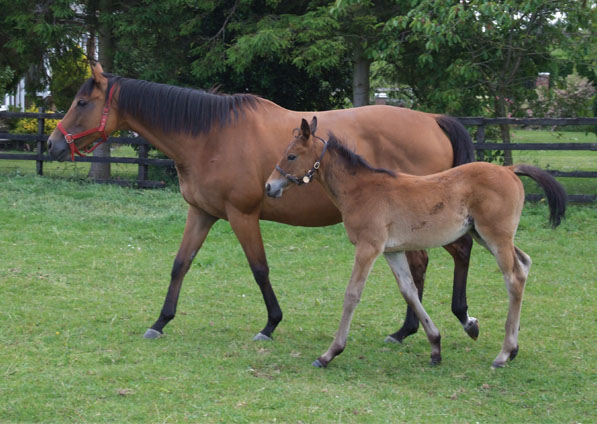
[384,217,472,251]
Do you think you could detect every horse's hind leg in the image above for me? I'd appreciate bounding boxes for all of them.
[145,206,218,338]
[385,251,442,365]
[443,234,479,340]
[385,250,427,344]
[492,244,531,368]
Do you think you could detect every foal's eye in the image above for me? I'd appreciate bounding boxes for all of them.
[77,99,87,107]
[287,154,297,161]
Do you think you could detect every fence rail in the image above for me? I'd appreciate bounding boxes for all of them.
[1,111,596,201]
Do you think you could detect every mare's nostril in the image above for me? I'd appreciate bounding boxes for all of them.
[47,140,53,149]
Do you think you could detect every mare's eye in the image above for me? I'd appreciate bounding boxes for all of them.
[77,99,87,107]
[287,154,297,161]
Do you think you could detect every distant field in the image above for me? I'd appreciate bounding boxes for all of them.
[0,145,141,180]
[509,129,596,196]
[0,174,595,422]
[1,129,595,196]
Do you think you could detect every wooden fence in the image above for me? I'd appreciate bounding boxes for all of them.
[1,111,596,201]
[0,109,173,188]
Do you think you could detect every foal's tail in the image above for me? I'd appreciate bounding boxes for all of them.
[435,116,476,166]
[511,164,567,228]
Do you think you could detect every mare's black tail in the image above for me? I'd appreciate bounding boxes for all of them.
[512,164,568,228]
[435,116,476,166]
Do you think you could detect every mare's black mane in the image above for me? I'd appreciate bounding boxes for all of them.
[77,74,260,136]
[326,133,396,178]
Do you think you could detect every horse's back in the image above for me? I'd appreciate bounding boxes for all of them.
[312,106,454,175]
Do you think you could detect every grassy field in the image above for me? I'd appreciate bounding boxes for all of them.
[0,173,595,423]
[1,128,596,195]
[508,129,596,196]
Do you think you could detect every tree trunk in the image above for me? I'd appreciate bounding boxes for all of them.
[352,43,371,107]
[88,0,113,181]
[495,94,513,166]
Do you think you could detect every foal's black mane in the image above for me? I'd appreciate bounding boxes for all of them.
[77,74,261,136]
[326,133,396,178]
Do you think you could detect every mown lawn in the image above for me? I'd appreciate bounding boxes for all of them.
[509,129,597,196]
[0,174,595,423]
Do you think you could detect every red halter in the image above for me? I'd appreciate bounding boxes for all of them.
[56,84,116,161]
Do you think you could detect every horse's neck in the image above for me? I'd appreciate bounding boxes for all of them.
[317,153,357,209]
[119,113,198,163]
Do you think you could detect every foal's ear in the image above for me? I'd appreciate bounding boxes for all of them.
[309,116,317,135]
[300,118,311,140]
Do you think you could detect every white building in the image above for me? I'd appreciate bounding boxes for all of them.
[1,79,26,111]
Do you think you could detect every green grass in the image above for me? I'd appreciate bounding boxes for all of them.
[509,129,597,196]
[1,174,595,423]
[2,129,595,195]
[0,145,141,181]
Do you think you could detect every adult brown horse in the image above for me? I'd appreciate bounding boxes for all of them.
[47,62,478,344]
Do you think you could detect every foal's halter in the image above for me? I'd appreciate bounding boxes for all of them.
[56,84,116,161]
[276,134,328,185]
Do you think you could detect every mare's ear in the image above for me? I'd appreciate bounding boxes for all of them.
[300,118,311,140]
[309,116,317,135]
[90,61,108,90]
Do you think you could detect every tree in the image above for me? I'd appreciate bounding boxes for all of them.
[0,0,83,102]
[87,0,115,180]
[381,0,594,164]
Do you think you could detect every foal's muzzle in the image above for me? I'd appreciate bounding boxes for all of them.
[265,179,287,198]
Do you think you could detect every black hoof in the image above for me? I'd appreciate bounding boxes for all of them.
[464,318,479,340]
[430,354,442,366]
[509,345,519,361]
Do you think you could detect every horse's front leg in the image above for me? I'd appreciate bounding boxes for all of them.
[144,206,218,338]
[384,251,442,365]
[313,242,381,368]
[227,208,282,341]
[385,250,428,344]
[443,234,479,340]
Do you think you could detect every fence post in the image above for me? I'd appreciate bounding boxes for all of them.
[36,107,44,175]
[137,141,149,184]
[475,122,486,161]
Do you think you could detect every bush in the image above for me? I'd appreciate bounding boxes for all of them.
[531,73,596,118]
[12,104,58,135]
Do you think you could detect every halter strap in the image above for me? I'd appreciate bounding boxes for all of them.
[276,134,328,185]
[56,84,116,161]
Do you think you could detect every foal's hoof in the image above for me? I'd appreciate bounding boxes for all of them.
[312,359,326,368]
[491,360,505,369]
[509,345,519,361]
[384,335,402,344]
[253,332,273,342]
[143,328,163,339]
[430,354,442,366]
[464,317,479,340]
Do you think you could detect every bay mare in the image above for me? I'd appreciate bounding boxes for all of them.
[48,62,479,344]
[265,118,566,368]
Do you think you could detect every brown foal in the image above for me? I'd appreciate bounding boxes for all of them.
[265,117,566,368]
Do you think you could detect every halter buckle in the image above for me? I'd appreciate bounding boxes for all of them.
[302,176,311,184]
